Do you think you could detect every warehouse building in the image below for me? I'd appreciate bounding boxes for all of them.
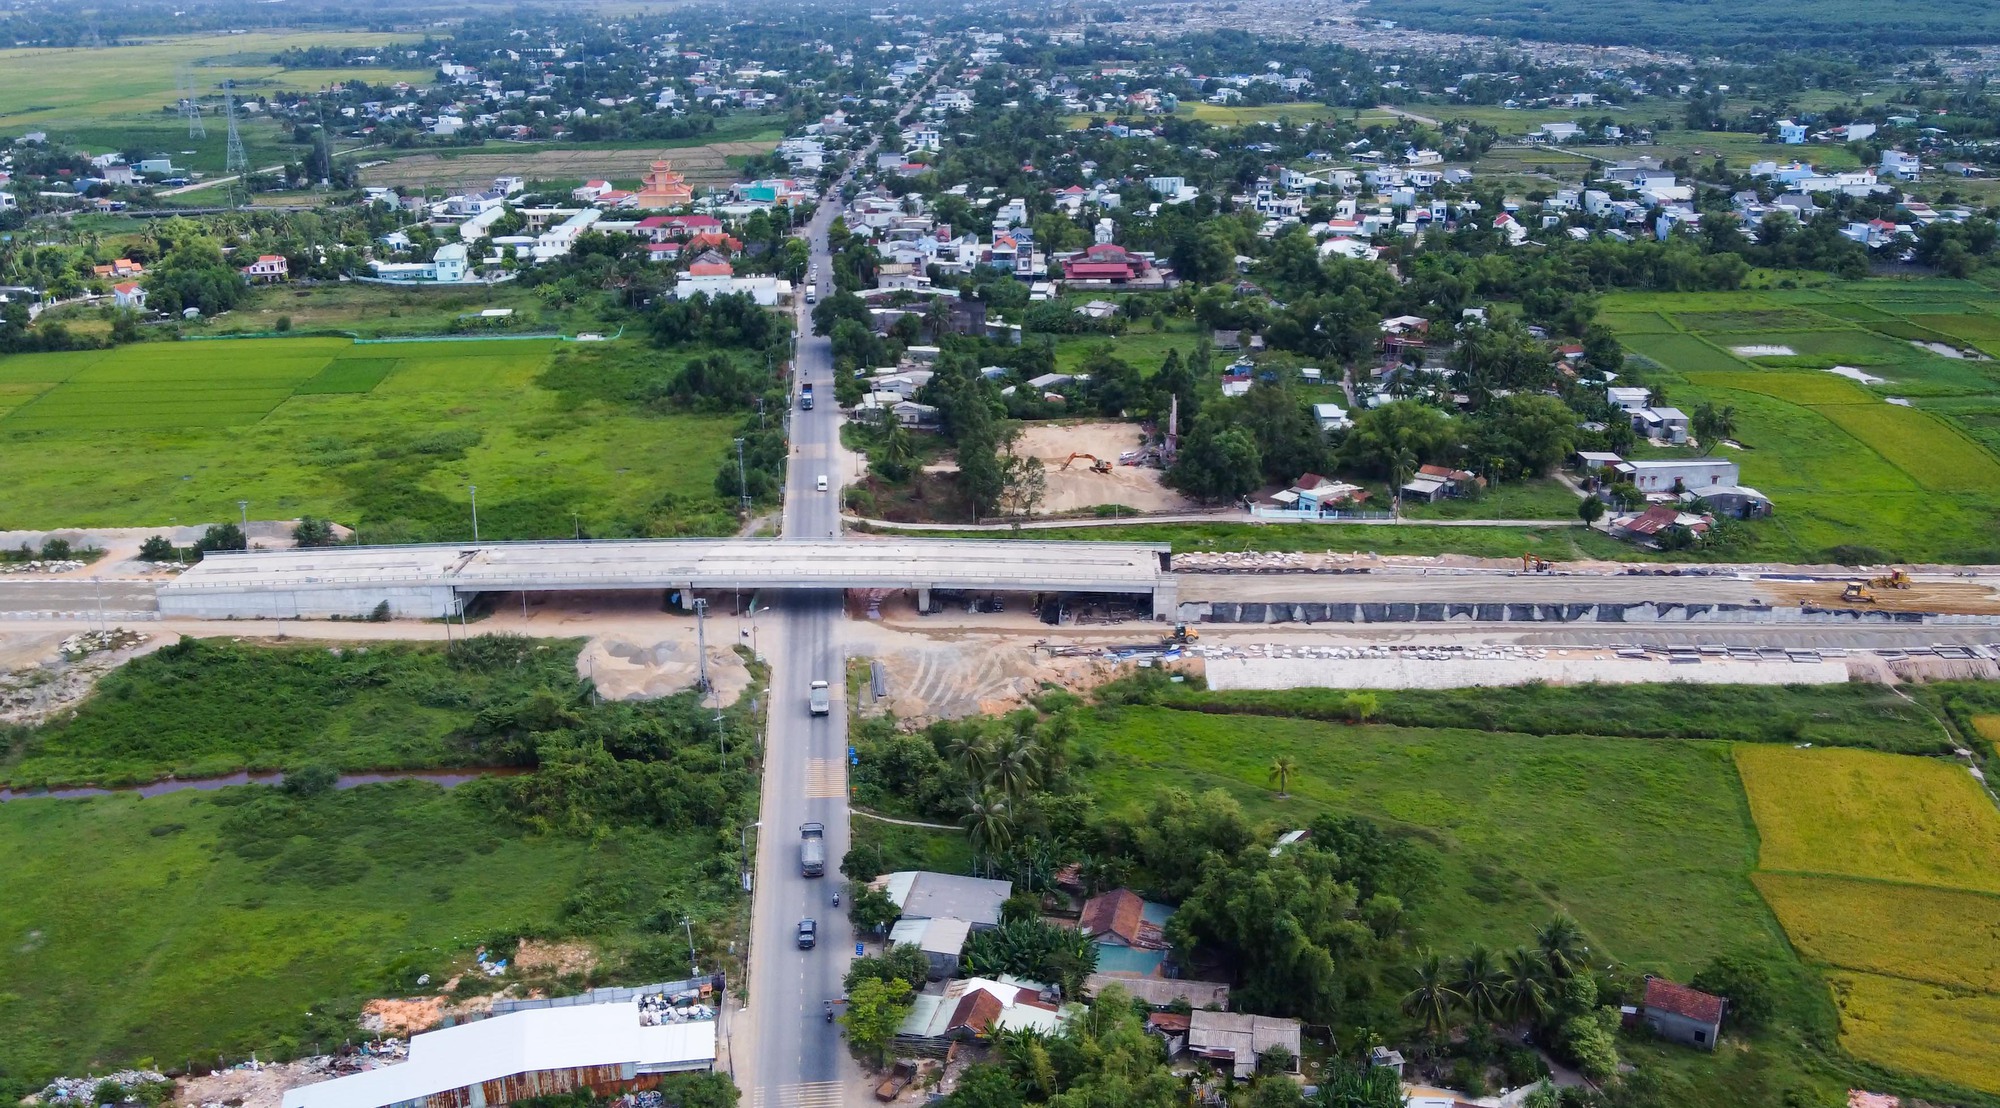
[282,994,716,1108]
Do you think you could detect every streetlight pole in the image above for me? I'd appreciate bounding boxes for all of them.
[682,917,698,973]
[467,485,479,542]
[237,500,248,540]
[734,437,750,516]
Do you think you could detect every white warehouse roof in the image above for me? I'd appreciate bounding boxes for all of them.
[281,1001,715,1108]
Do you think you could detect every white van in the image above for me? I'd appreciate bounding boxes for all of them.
[816,474,829,492]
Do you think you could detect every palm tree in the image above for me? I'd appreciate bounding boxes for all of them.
[1400,950,1464,1038]
[947,728,994,782]
[1390,447,1418,518]
[962,787,1015,872]
[1535,914,1587,981]
[1501,946,1551,1026]
[990,731,1041,798]
[1454,945,1508,1023]
[1714,404,1738,442]
[1269,754,1298,799]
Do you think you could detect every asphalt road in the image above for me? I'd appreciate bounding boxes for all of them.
[740,150,872,1108]
[0,579,159,616]
[1178,572,1771,606]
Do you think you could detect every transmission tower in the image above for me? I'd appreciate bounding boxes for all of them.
[179,68,206,138]
[222,79,248,207]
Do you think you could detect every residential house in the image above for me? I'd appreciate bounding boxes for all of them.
[1639,976,1726,1050]
[1311,403,1352,432]
[1284,473,1365,513]
[1685,483,1773,519]
[1083,975,1229,1011]
[670,253,788,307]
[1181,1011,1302,1079]
[887,916,973,980]
[878,870,1011,930]
[1538,122,1582,142]
[1631,405,1690,444]
[1401,464,1478,503]
[1060,242,1156,286]
[1610,504,1713,544]
[896,977,1070,1045]
[111,282,146,310]
[1078,889,1172,976]
[1778,120,1807,145]
[1880,150,1921,179]
[240,255,289,283]
[1625,458,1738,495]
[92,258,144,280]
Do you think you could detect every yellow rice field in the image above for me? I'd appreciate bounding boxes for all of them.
[1734,746,2000,894]
[1830,971,2000,1095]
[1752,872,2000,991]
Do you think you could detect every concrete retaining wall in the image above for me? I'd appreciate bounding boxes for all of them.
[1179,600,2000,627]
[157,585,458,620]
[1204,655,1854,690]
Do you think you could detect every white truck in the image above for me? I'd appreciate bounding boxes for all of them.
[809,678,830,716]
[800,822,826,877]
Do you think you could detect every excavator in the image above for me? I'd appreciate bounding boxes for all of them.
[1061,452,1113,474]
[1521,553,1551,572]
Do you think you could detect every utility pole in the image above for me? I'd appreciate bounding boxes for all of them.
[734,437,750,515]
[682,917,698,973]
[237,500,248,539]
[467,485,479,542]
[692,598,710,694]
[222,79,248,209]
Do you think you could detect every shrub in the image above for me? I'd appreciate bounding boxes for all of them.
[137,535,176,562]
[39,537,72,560]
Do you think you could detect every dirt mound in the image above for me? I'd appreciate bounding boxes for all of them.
[580,631,752,704]
[1011,422,1198,515]
[516,938,597,977]
[360,997,444,1036]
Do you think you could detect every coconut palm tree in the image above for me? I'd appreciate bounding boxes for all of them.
[1536,914,1587,981]
[990,730,1042,798]
[1269,754,1298,799]
[1501,946,1551,1026]
[1400,950,1464,1038]
[1454,945,1508,1023]
[947,727,995,782]
[962,787,1014,872]
[1390,447,1418,518]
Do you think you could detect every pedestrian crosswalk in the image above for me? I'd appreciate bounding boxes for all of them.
[804,757,846,798]
[751,1081,844,1108]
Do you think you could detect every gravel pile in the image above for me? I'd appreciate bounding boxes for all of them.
[59,628,147,659]
[32,1070,170,1104]
[1,559,86,574]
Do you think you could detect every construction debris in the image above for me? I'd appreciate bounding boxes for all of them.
[31,1070,170,1105]
[60,628,147,659]
[0,559,86,575]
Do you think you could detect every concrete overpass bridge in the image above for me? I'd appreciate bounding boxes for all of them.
[156,538,1177,619]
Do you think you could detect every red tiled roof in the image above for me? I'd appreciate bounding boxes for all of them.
[1147,1011,1191,1033]
[949,989,1005,1035]
[1622,504,1681,537]
[688,262,733,277]
[1644,977,1725,1025]
[1080,889,1146,945]
[112,281,141,294]
[1065,262,1140,280]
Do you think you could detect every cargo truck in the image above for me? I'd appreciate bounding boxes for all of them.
[800,383,814,410]
[800,821,825,877]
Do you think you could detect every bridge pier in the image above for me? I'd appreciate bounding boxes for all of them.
[1152,580,1178,620]
[916,586,931,613]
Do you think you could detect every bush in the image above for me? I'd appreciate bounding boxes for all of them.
[1690,953,1776,1029]
[294,516,336,548]
[199,522,247,552]
[40,537,72,560]
[275,315,292,332]
[138,535,177,561]
[281,763,339,797]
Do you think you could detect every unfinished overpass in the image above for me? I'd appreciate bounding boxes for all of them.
[156,539,1177,619]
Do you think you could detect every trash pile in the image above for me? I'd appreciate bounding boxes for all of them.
[59,628,147,659]
[31,1071,170,1105]
[0,559,85,575]
[474,947,509,977]
[638,983,717,1026]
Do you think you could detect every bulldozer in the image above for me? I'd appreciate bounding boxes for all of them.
[1061,452,1114,474]
[1841,582,1878,604]
[1163,623,1200,645]
[1870,568,1912,590]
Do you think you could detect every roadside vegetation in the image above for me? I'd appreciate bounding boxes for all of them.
[0,635,760,1098]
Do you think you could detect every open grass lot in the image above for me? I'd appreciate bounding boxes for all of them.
[1736,744,2000,1093]
[1397,476,1580,520]
[194,280,621,339]
[0,337,742,537]
[1735,746,2000,894]
[1602,282,2000,561]
[1180,101,1345,125]
[0,781,594,1080]
[1077,706,1782,980]
[890,520,1633,559]
[1052,327,1204,375]
[1,637,581,788]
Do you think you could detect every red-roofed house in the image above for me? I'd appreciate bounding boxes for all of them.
[111,282,146,310]
[1641,976,1725,1049]
[241,254,289,283]
[1060,242,1153,285]
[1079,889,1167,949]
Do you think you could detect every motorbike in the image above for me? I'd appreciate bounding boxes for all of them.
[833,891,841,907]
[824,1002,834,1023]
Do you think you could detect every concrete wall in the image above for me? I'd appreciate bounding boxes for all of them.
[1180,600,2000,627]
[1203,655,1852,691]
[1645,1009,1720,1050]
[157,585,458,620]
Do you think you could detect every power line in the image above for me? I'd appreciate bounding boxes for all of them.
[222,79,249,208]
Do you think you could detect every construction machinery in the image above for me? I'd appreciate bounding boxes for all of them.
[1163,622,1200,645]
[1521,553,1551,572]
[1841,582,1878,604]
[1871,569,1912,590]
[1062,452,1113,474]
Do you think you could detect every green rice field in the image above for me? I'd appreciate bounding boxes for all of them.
[0,337,742,538]
[1601,280,2000,561]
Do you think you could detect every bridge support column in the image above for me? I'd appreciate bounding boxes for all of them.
[1151,580,1178,620]
[916,586,931,613]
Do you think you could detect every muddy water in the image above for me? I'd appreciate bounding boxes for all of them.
[0,766,527,802]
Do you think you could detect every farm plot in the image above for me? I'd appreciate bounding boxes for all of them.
[1753,872,2000,991]
[1735,746,2000,893]
[1680,371,1874,406]
[1808,403,2000,492]
[1722,329,1914,365]
[1737,745,2000,1093]
[1597,310,1675,334]
[0,337,741,536]
[1830,972,2000,1096]
[1812,301,1897,322]
[1669,309,1827,332]
[1620,331,1749,373]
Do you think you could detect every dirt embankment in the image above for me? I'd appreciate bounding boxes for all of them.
[357,141,771,191]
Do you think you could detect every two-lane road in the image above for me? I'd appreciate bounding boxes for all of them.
[741,189,863,1108]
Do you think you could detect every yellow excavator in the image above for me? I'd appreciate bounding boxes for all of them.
[1062,452,1113,474]
[1522,553,1551,572]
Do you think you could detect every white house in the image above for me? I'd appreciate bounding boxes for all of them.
[1880,150,1921,179]
[1778,120,1807,144]
[111,281,146,310]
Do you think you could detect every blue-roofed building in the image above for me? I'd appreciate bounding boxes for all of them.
[1079,888,1174,976]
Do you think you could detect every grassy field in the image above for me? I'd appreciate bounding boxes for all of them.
[1052,327,1205,375]
[0,633,756,1088]
[0,337,743,537]
[1601,282,2000,561]
[1077,706,1782,981]
[1,637,581,788]
[1736,745,2000,1094]
[885,520,1636,560]
[0,33,427,127]
[190,281,621,339]
[0,781,594,1082]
